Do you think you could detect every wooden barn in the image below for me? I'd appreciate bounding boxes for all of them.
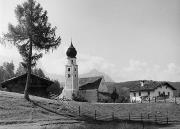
[78,76,109,102]
[1,73,54,98]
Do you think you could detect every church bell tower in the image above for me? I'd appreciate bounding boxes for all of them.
[60,41,78,99]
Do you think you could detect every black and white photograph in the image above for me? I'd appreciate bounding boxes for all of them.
[0,0,180,129]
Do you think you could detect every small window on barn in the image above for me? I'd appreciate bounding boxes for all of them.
[134,92,136,97]
[68,74,70,78]
[68,68,70,71]
[139,91,141,96]
[158,91,161,96]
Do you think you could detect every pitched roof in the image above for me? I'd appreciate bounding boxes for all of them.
[130,80,176,92]
[79,76,103,87]
[1,73,54,88]
[79,76,103,90]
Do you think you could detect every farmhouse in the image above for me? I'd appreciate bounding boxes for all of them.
[59,42,109,102]
[1,73,54,98]
[130,81,176,102]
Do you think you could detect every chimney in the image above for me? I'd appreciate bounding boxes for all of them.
[140,81,144,87]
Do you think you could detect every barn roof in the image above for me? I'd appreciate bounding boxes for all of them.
[1,73,54,88]
[130,80,176,92]
[79,76,103,90]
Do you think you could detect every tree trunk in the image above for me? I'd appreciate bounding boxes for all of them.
[24,40,32,101]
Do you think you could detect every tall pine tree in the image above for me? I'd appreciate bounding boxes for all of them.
[4,0,61,100]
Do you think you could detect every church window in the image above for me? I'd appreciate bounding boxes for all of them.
[71,60,73,64]
[68,68,70,71]
[68,74,70,78]
[134,92,136,97]
[168,92,170,96]
[158,91,161,96]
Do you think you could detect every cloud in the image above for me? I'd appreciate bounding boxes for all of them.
[40,44,115,76]
[78,54,115,74]
[115,59,180,82]
[0,44,22,68]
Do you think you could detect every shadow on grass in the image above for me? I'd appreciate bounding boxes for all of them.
[41,120,174,129]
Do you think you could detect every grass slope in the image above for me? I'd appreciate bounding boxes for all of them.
[0,91,79,129]
[0,91,180,129]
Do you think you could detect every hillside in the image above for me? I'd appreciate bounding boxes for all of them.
[0,91,79,129]
[0,91,179,129]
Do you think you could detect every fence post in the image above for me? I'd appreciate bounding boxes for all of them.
[95,110,96,120]
[148,113,150,119]
[155,97,156,103]
[142,122,145,129]
[112,112,114,120]
[166,111,168,124]
[129,113,131,121]
[155,114,157,123]
[141,113,143,122]
[78,106,80,116]
[149,97,150,103]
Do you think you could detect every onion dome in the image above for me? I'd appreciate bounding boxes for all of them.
[66,41,77,58]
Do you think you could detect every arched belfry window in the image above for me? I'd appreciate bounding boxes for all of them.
[68,68,70,71]
[68,74,70,78]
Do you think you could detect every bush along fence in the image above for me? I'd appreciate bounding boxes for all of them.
[133,96,179,104]
[57,99,180,125]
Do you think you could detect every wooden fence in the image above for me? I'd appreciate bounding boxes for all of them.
[57,99,180,125]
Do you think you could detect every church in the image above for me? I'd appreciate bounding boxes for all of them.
[59,41,109,102]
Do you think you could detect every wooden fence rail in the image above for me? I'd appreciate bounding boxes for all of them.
[57,100,180,125]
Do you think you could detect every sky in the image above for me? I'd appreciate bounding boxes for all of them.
[0,0,180,82]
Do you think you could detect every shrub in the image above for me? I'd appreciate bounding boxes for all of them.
[72,93,87,102]
[47,80,63,98]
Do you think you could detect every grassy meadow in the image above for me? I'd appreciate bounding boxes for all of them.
[0,91,180,129]
[60,100,180,124]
